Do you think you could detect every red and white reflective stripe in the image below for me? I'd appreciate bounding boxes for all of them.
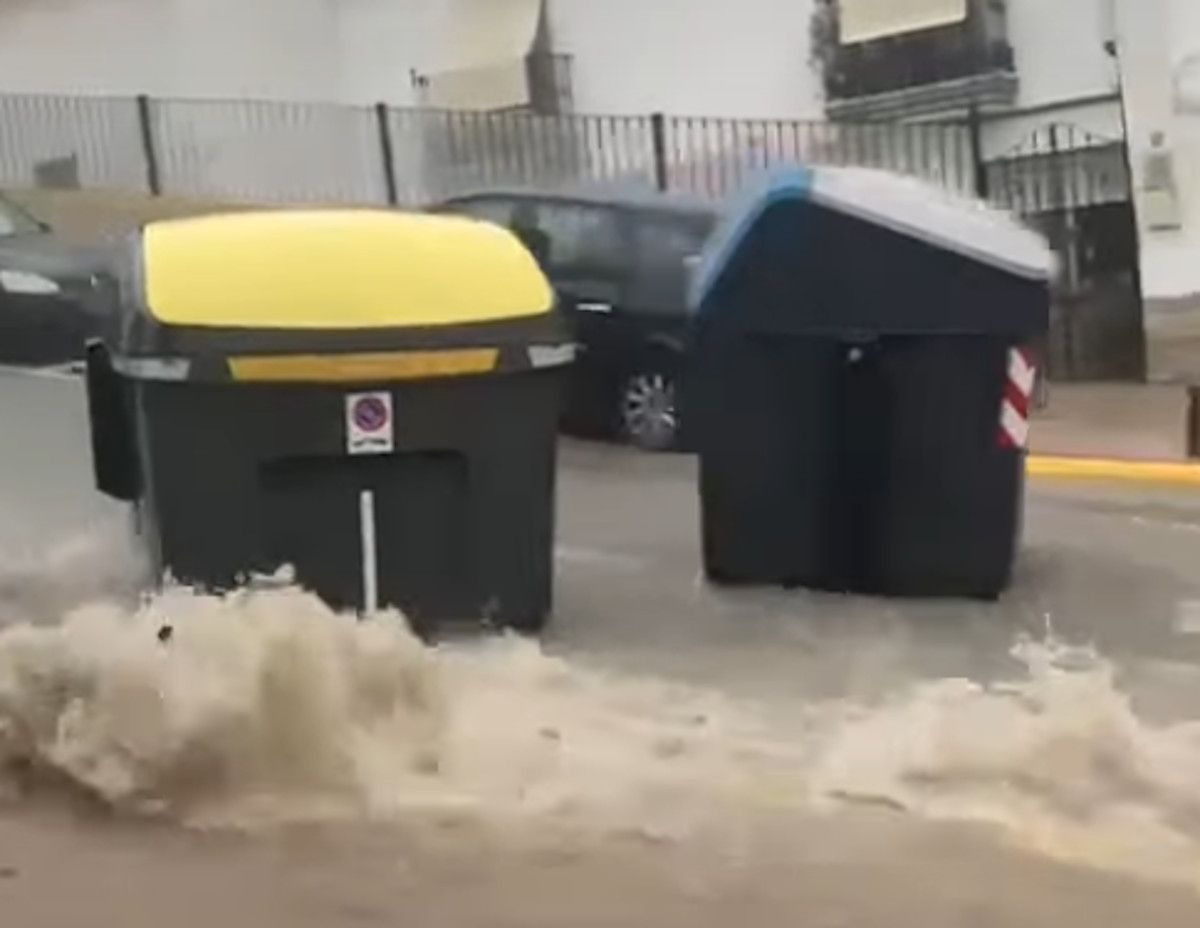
[998,347,1037,450]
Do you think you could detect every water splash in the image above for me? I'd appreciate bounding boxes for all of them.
[0,520,147,628]
[807,639,1200,885]
[0,530,1199,888]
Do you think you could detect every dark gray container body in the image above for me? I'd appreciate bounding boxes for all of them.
[693,169,1050,599]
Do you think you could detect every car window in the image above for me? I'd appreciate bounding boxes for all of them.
[629,211,717,315]
[635,211,714,268]
[534,202,626,278]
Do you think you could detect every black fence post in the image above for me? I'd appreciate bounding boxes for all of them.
[967,103,988,200]
[375,102,399,206]
[135,94,161,196]
[650,111,669,192]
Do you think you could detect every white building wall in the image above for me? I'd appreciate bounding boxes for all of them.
[0,0,1161,223]
[0,0,166,95]
[981,0,1122,159]
[0,0,822,116]
[549,0,821,118]
[1112,0,1200,377]
[0,0,1126,123]
[1008,0,1115,110]
[169,0,340,102]
[0,0,341,100]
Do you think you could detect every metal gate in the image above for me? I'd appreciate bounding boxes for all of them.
[985,122,1145,381]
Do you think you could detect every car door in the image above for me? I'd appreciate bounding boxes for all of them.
[627,208,716,352]
[532,200,633,436]
[435,195,631,435]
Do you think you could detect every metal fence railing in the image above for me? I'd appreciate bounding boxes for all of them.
[150,98,388,204]
[0,93,147,191]
[985,122,1131,215]
[400,109,659,203]
[0,91,1128,218]
[663,116,974,198]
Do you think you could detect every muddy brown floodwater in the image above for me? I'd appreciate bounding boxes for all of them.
[0,569,1198,926]
[5,800,1200,928]
[3,370,1200,926]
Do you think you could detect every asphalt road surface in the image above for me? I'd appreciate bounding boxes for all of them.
[2,367,1200,927]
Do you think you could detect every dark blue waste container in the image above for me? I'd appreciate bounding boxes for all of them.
[690,167,1053,599]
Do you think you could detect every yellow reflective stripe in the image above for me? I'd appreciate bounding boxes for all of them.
[228,349,499,383]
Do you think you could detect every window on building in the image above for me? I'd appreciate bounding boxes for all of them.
[839,0,968,45]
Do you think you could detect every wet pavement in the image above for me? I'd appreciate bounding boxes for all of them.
[3,367,1200,925]
[553,438,1200,715]
[1030,382,1189,460]
[12,366,1200,703]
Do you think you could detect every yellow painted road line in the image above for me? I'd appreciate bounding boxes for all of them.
[1028,455,1200,487]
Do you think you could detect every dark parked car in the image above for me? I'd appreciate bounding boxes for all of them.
[433,188,718,450]
[0,193,112,366]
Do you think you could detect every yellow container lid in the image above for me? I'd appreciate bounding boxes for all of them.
[140,209,555,330]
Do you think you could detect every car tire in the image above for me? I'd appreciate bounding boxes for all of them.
[619,360,681,452]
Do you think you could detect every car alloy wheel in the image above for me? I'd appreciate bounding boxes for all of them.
[621,370,679,451]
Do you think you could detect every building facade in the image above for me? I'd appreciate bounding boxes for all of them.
[0,0,1114,121]
[0,0,1184,377]
[1113,0,1200,379]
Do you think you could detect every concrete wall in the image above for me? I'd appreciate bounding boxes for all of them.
[335,0,441,106]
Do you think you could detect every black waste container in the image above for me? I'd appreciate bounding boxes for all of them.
[86,209,574,632]
[691,167,1052,599]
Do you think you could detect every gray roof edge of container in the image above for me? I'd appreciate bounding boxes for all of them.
[805,167,1056,282]
[691,166,1055,314]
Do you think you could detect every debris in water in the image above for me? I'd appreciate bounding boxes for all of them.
[825,789,909,813]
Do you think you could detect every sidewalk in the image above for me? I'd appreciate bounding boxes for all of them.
[1031,383,1189,461]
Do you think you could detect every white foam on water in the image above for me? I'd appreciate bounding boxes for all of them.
[806,640,1200,886]
[1,532,1200,888]
[0,520,148,629]
[0,579,796,837]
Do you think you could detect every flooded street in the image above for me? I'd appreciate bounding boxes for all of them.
[3,368,1200,925]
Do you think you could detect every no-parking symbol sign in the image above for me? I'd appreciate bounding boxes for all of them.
[345,391,394,455]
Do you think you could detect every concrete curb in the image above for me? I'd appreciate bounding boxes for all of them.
[0,362,83,381]
[1028,455,1200,486]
